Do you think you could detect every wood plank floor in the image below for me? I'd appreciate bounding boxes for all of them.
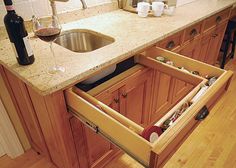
[0,150,56,168]
[1,59,236,168]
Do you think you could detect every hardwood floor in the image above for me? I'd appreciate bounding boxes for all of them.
[0,150,55,168]
[1,59,236,168]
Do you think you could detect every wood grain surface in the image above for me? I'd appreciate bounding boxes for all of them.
[1,59,236,168]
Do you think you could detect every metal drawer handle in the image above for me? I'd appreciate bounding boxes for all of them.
[190,28,198,37]
[166,40,175,49]
[122,92,127,98]
[216,16,222,24]
[114,98,119,103]
[195,106,209,121]
[212,33,218,38]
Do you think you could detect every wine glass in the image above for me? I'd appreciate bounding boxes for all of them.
[32,15,65,74]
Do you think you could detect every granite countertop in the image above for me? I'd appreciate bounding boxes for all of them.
[0,0,235,96]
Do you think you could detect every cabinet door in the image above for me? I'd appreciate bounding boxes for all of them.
[203,22,227,65]
[199,29,212,62]
[180,38,201,60]
[119,70,152,126]
[96,90,120,112]
[151,70,174,123]
[171,78,193,104]
[87,90,120,168]
[71,89,120,168]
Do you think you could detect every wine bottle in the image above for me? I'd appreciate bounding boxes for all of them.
[3,0,35,65]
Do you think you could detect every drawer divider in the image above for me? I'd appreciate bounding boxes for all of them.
[73,87,144,134]
[137,55,203,86]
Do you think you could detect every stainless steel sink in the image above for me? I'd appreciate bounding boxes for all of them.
[54,29,115,52]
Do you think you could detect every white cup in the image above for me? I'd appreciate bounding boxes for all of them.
[163,6,175,16]
[152,2,164,17]
[137,2,150,17]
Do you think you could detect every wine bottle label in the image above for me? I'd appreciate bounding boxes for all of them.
[11,43,18,58]
[23,36,33,56]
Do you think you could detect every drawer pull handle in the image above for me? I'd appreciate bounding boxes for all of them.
[216,16,222,24]
[166,41,175,49]
[190,28,198,37]
[195,106,209,121]
[212,33,218,38]
[122,92,127,98]
[114,98,119,103]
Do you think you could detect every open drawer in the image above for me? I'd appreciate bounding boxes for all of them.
[65,47,233,168]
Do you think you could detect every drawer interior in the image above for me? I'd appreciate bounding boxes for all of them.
[65,47,233,167]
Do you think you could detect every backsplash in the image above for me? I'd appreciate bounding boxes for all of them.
[0,0,115,27]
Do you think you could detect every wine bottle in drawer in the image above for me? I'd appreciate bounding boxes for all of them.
[3,0,35,65]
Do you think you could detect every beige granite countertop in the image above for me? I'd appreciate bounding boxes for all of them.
[0,0,236,96]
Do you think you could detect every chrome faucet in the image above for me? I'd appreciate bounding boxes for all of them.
[49,0,87,17]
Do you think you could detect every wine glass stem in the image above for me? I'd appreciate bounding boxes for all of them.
[50,41,57,67]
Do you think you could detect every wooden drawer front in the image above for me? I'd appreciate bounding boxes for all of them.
[183,22,202,43]
[159,32,183,51]
[230,7,236,18]
[203,8,231,32]
[65,47,233,168]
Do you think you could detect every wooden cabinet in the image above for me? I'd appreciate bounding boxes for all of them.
[71,87,120,168]
[183,22,202,43]
[70,67,152,168]
[66,47,233,168]
[71,117,119,168]
[159,31,183,51]
[0,6,233,168]
[158,8,230,66]
[151,71,174,123]
[2,68,48,157]
[201,21,228,65]
[180,38,201,60]
[119,70,152,126]
[172,78,194,104]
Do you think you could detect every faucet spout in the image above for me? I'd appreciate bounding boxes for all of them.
[80,0,87,9]
[49,0,87,18]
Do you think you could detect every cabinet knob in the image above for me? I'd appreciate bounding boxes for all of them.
[190,28,198,37]
[216,16,222,24]
[166,41,175,49]
[195,106,209,121]
[212,33,218,38]
[122,92,127,98]
[114,98,119,103]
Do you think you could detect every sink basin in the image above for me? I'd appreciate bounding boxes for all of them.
[54,29,115,52]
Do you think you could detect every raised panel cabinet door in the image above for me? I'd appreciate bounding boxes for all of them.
[71,89,120,168]
[199,29,213,62]
[95,90,120,112]
[204,22,228,65]
[119,70,152,126]
[150,70,174,123]
[4,69,48,156]
[83,90,120,168]
[180,38,201,60]
[171,78,194,104]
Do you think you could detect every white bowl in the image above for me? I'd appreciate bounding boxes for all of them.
[163,6,175,16]
[81,65,117,84]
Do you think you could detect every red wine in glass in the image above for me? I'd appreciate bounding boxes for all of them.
[35,27,61,42]
[33,16,65,74]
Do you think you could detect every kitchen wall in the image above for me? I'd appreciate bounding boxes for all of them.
[0,0,113,27]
